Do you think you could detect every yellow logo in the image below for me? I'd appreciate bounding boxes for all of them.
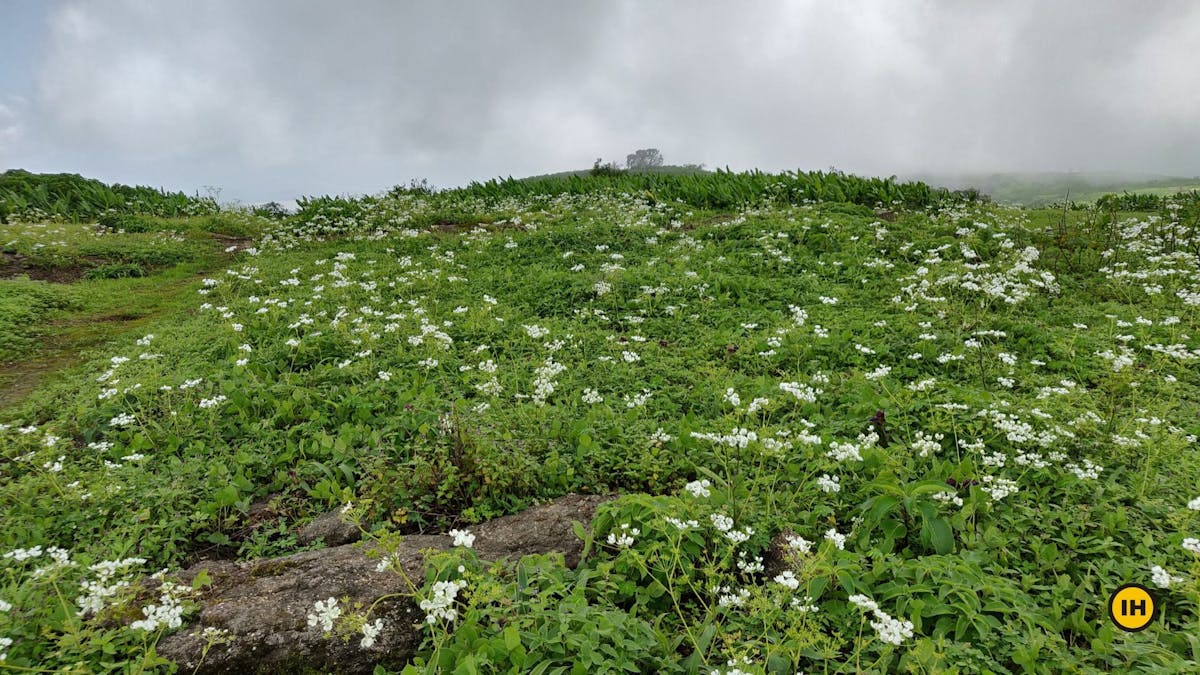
[1108,584,1156,632]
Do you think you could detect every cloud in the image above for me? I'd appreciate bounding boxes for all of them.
[10,0,1200,201]
[0,100,22,148]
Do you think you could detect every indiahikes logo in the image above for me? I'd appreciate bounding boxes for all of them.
[1108,584,1157,633]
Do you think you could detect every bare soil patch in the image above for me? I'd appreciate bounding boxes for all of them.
[0,252,92,283]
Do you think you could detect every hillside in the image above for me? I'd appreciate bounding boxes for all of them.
[1,172,1199,672]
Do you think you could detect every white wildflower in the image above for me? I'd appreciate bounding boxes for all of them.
[685,479,712,498]
[360,618,384,648]
[816,474,841,493]
[606,523,639,548]
[449,529,475,548]
[774,570,800,590]
[824,528,846,550]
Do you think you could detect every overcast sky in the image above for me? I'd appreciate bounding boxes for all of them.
[2,1,1199,203]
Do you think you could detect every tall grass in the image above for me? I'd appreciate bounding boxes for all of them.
[459,168,980,210]
[0,170,218,223]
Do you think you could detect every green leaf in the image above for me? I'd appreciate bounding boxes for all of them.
[452,655,478,675]
[695,622,717,652]
[928,516,954,554]
[212,484,238,507]
[190,568,213,590]
[503,624,521,652]
[866,495,901,527]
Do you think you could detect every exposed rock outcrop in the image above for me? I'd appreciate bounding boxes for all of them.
[158,493,611,674]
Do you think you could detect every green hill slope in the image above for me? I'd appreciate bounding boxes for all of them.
[1,174,1199,672]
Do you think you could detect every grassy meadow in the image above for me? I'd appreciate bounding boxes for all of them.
[1,172,1200,673]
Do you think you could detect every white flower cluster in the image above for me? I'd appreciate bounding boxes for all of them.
[710,513,754,544]
[523,323,549,339]
[773,570,800,590]
[788,305,808,326]
[530,358,566,406]
[130,580,188,632]
[3,546,53,562]
[684,479,712,498]
[816,474,841,493]
[1150,565,1185,589]
[826,431,878,463]
[8,545,73,579]
[449,529,475,548]
[849,594,914,645]
[871,610,916,646]
[736,552,764,574]
[864,365,891,381]
[420,579,467,624]
[980,475,1019,501]
[931,491,964,507]
[824,528,847,550]
[1065,459,1103,480]
[1095,347,1136,372]
[307,597,342,632]
[785,534,813,554]
[664,517,699,531]
[1014,452,1049,468]
[76,557,146,616]
[912,431,944,458]
[198,395,227,409]
[360,618,384,648]
[690,428,758,448]
[606,523,639,548]
[792,595,819,613]
[745,397,769,414]
[623,390,652,408]
[715,585,750,608]
[108,413,137,428]
[723,388,741,408]
[779,381,822,403]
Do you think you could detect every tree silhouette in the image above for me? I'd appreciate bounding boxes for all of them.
[625,148,664,170]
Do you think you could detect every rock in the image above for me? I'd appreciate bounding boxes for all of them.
[296,510,361,547]
[764,530,801,578]
[157,493,612,674]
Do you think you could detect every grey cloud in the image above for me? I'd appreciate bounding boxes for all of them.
[7,0,1200,202]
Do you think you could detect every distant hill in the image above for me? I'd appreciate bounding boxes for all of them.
[911,171,1200,206]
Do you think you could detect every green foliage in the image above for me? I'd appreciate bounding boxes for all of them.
[2,179,1200,672]
[0,169,218,223]
[0,281,75,361]
[250,201,292,220]
[459,168,965,210]
[84,263,147,280]
[590,158,625,178]
[1096,189,1200,213]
